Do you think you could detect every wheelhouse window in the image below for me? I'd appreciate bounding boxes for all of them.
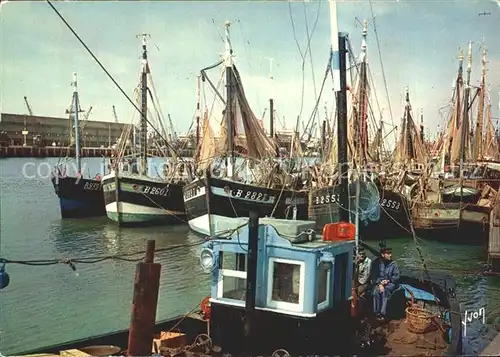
[317,262,331,310]
[217,252,247,301]
[267,257,305,311]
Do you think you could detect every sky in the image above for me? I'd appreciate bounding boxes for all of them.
[1,0,499,142]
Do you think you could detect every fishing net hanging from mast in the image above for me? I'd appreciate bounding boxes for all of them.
[349,178,381,225]
[197,109,218,171]
[218,65,277,160]
[483,93,500,160]
[394,102,428,165]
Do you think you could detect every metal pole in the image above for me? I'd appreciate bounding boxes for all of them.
[337,33,349,222]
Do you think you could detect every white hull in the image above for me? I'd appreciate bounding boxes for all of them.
[105,202,173,223]
[188,213,249,236]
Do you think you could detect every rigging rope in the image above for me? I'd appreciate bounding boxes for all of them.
[0,240,208,270]
[302,0,322,139]
[300,52,332,143]
[46,0,184,163]
[288,1,317,131]
[367,0,395,145]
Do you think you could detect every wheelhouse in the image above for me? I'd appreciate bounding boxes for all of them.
[199,220,355,355]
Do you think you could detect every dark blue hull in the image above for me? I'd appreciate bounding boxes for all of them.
[52,175,106,218]
[309,184,411,240]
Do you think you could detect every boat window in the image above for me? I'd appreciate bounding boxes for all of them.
[221,273,247,300]
[217,252,247,301]
[220,252,247,271]
[317,262,331,309]
[267,257,305,312]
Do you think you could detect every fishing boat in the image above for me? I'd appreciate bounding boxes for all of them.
[309,19,410,240]
[183,22,308,236]
[51,73,106,219]
[102,34,191,227]
[410,43,500,243]
[16,216,463,357]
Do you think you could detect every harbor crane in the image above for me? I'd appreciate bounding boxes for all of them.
[112,105,118,123]
[22,96,33,146]
[23,96,33,116]
[84,106,93,121]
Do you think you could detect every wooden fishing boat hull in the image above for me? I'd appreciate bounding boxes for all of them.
[183,176,308,235]
[412,201,489,244]
[14,271,462,357]
[51,175,105,218]
[102,171,186,227]
[308,185,410,239]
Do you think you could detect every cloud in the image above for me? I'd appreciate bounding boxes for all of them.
[1,0,499,140]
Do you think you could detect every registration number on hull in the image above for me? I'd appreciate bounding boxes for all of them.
[314,194,339,205]
[83,182,101,191]
[230,189,269,202]
[380,198,401,210]
[142,186,169,196]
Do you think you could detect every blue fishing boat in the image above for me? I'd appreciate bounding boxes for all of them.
[51,73,105,219]
[15,215,462,357]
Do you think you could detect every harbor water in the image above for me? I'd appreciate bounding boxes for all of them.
[1,157,499,355]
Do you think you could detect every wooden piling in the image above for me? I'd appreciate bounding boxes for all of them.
[243,211,259,354]
[127,240,161,356]
[488,201,500,273]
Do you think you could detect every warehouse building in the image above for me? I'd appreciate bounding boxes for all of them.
[0,113,127,148]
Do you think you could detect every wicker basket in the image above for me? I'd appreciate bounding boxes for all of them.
[405,306,435,334]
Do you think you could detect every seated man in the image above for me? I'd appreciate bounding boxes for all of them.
[371,247,400,321]
[356,248,372,297]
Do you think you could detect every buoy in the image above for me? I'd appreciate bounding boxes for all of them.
[0,263,10,290]
[350,286,359,317]
[200,296,211,320]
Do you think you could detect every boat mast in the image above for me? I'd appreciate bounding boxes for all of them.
[329,0,350,224]
[459,41,472,178]
[476,44,487,160]
[224,21,235,179]
[441,50,464,173]
[357,19,369,166]
[420,110,424,142]
[138,33,150,176]
[267,58,275,139]
[195,73,201,165]
[266,57,279,156]
[72,72,81,173]
[405,90,414,159]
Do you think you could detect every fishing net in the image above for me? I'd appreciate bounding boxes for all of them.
[349,178,381,226]
[230,65,277,159]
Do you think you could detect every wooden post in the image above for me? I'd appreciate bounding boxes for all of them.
[488,203,500,272]
[244,211,259,354]
[127,240,161,356]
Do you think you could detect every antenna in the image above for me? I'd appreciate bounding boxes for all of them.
[136,33,151,45]
[265,57,274,80]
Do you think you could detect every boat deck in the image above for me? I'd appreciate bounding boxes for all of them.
[382,319,449,356]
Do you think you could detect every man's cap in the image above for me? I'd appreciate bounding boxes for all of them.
[380,247,392,254]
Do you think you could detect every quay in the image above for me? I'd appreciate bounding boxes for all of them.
[481,333,500,356]
[0,146,118,158]
[0,146,195,158]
